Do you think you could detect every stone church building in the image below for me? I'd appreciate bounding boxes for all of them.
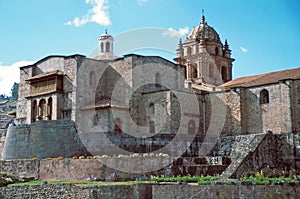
[2,16,300,175]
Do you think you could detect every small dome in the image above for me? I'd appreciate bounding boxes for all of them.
[188,16,221,44]
[99,33,113,40]
[99,29,113,40]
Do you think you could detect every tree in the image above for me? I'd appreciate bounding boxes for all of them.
[0,94,8,100]
[11,82,19,101]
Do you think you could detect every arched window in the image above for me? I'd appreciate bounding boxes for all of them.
[209,64,214,78]
[221,67,227,82]
[188,119,196,134]
[105,42,110,52]
[215,47,219,56]
[149,121,155,134]
[100,42,104,52]
[32,100,37,122]
[47,97,52,120]
[260,89,269,104]
[155,73,161,88]
[192,63,198,78]
[39,99,47,120]
[114,118,121,133]
[149,103,155,115]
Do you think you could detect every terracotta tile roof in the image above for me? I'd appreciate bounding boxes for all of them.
[222,67,300,88]
[26,70,64,81]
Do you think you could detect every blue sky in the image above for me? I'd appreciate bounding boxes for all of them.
[0,0,300,95]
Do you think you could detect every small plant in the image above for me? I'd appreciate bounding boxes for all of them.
[157,153,169,157]
[237,169,300,185]
[150,174,219,185]
[226,179,237,184]
[117,154,129,158]
[149,153,155,157]
[86,156,94,159]
[98,155,109,158]
[130,153,139,158]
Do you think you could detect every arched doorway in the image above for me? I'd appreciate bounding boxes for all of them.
[39,99,47,120]
[47,98,52,120]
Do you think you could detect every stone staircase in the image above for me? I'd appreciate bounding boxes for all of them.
[218,133,266,180]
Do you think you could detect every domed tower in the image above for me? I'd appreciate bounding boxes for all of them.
[94,30,118,60]
[175,15,235,88]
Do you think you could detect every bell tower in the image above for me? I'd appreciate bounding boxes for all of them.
[94,30,118,60]
[98,29,114,55]
[175,15,235,89]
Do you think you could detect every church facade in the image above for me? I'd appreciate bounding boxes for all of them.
[3,16,300,162]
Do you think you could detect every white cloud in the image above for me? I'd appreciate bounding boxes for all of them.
[0,60,34,96]
[65,0,111,27]
[163,27,189,38]
[137,0,149,5]
[240,46,248,53]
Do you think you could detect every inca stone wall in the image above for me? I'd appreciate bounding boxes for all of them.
[2,120,89,160]
[1,132,299,181]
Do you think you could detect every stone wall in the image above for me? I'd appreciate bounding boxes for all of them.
[0,184,152,199]
[1,132,299,182]
[2,120,89,160]
[0,159,39,179]
[16,55,82,124]
[213,132,300,179]
[293,80,300,131]
[232,132,300,178]
[0,157,227,182]
[207,90,242,135]
[0,184,299,199]
[152,184,300,199]
[244,82,293,134]
[17,66,33,124]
